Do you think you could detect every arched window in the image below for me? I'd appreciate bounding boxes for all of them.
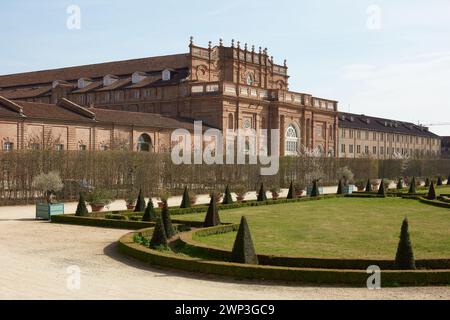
[285,124,299,156]
[137,134,152,152]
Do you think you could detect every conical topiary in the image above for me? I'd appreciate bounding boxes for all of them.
[149,215,168,249]
[142,198,156,222]
[222,185,234,205]
[257,183,267,202]
[180,187,191,209]
[408,177,417,194]
[134,189,146,212]
[287,181,294,199]
[310,180,320,197]
[447,174,450,185]
[378,179,386,196]
[437,176,443,186]
[395,218,416,270]
[161,200,176,238]
[204,194,221,227]
[231,216,258,265]
[427,182,437,200]
[397,178,404,190]
[365,179,372,193]
[75,192,89,217]
[336,179,344,195]
[425,178,431,188]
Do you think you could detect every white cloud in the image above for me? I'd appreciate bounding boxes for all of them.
[339,52,450,136]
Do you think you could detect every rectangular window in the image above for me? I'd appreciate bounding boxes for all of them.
[357,131,361,139]
[373,132,377,141]
[3,142,14,151]
[365,131,369,140]
[31,143,40,151]
[349,130,354,139]
[316,126,322,138]
[380,146,384,155]
[79,144,87,151]
[373,146,377,154]
[55,144,64,151]
[341,129,346,139]
[341,144,346,153]
[357,145,361,154]
[365,146,369,154]
[133,90,140,99]
[349,145,354,154]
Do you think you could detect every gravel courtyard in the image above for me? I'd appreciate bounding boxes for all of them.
[0,206,449,300]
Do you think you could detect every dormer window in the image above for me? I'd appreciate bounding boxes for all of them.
[132,72,147,84]
[103,74,119,87]
[78,78,93,89]
[162,69,172,81]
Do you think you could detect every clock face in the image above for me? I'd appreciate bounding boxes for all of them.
[243,118,252,129]
[246,73,254,86]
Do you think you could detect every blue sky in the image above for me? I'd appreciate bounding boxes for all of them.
[1,0,449,135]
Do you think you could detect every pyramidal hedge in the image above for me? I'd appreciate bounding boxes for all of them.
[365,179,372,193]
[204,195,221,227]
[134,189,146,213]
[408,177,417,194]
[222,185,234,205]
[427,182,437,200]
[150,215,168,249]
[231,216,258,265]
[257,183,267,202]
[287,181,294,199]
[378,179,386,196]
[336,179,344,195]
[310,180,320,197]
[161,201,176,238]
[395,218,416,270]
[180,187,191,209]
[143,198,156,222]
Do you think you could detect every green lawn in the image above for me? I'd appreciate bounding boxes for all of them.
[176,195,450,260]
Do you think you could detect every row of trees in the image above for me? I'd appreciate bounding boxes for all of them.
[1,150,449,205]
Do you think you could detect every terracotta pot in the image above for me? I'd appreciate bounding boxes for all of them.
[236,196,244,202]
[91,204,105,212]
[126,205,135,210]
[158,202,164,208]
[271,192,279,200]
[295,190,304,197]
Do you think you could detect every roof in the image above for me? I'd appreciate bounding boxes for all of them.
[338,112,440,138]
[0,96,203,131]
[0,53,189,88]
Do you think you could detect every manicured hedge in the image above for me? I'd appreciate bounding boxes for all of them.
[118,230,450,286]
[180,226,450,270]
[51,214,155,230]
[418,197,450,209]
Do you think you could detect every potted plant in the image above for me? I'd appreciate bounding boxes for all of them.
[33,171,65,220]
[270,186,281,200]
[234,185,248,202]
[293,183,305,197]
[86,188,114,212]
[355,181,365,192]
[189,191,198,206]
[125,198,136,210]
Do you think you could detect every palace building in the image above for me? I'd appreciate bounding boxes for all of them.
[0,38,441,158]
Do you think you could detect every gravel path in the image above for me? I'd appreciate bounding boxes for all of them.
[0,202,449,300]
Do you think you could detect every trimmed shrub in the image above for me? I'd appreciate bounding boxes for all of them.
[150,215,168,249]
[75,192,89,217]
[257,183,267,202]
[231,216,258,265]
[425,178,431,188]
[143,198,156,222]
[204,194,221,227]
[310,180,320,197]
[365,179,372,193]
[161,201,176,238]
[180,187,191,209]
[378,179,386,196]
[395,218,416,270]
[447,174,450,185]
[427,182,437,200]
[105,214,128,220]
[336,179,343,195]
[287,181,294,199]
[437,176,443,186]
[222,185,234,205]
[134,189,146,213]
[397,178,404,190]
[408,177,417,194]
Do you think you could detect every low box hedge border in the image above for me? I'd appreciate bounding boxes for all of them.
[180,225,450,271]
[418,197,450,209]
[118,229,450,287]
[51,214,155,230]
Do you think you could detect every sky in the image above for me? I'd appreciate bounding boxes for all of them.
[1,0,449,135]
